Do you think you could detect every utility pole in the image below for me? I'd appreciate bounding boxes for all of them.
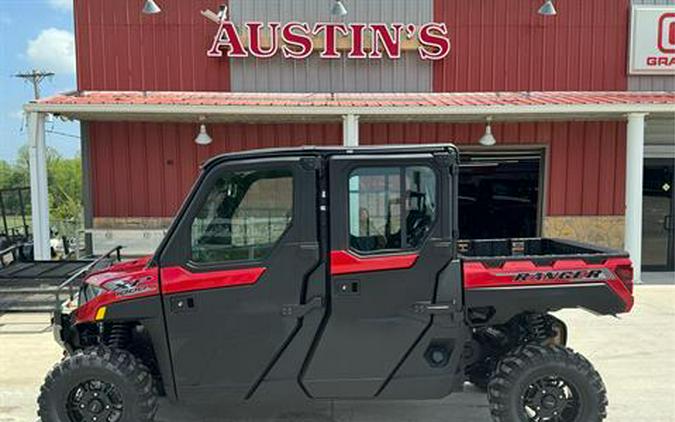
[13,69,55,100]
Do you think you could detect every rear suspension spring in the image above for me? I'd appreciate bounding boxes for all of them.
[524,313,551,343]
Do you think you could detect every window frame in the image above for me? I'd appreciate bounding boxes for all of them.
[346,164,440,256]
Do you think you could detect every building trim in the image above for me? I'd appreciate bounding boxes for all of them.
[25,102,675,122]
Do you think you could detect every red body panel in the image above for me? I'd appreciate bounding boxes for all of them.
[74,262,267,323]
[463,257,634,312]
[74,265,160,324]
[330,250,419,276]
[160,266,267,295]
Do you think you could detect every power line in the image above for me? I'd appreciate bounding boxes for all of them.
[46,130,80,140]
[13,70,55,100]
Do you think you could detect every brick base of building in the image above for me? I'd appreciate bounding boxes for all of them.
[542,216,625,250]
[93,217,173,230]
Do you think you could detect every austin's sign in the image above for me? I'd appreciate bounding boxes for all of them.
[207,21,451,61]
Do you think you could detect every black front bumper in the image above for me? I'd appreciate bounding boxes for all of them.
[52,311,75,354]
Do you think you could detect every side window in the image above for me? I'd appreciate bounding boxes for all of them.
[348,166,437,253]
[191,169,294,264]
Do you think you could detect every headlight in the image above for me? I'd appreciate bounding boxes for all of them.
[78,284,104,306]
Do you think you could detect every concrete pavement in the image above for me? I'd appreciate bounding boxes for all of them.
[1,286,674,422]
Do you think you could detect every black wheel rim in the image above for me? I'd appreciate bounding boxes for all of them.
[521,375,581,422]
[66,379,124,422]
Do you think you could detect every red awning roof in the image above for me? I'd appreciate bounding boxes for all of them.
[25,90,675,123]
[33,90,675,108]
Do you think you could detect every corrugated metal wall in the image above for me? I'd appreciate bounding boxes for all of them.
[229,0,433,92]
[74,0,230,91]
[433,0,629,92]
[88,122,342,218]
[73,0,634,93]
[645,117,675,158]
[89,121,626,218]
[360,121,627,216]
[76,0,632,220]
[628,0,675,91]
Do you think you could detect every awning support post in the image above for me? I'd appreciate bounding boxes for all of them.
[27,111,50,260]
[625,113,647,283]
[343,114,360,147]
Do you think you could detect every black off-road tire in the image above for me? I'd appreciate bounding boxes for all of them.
[487,344,607,422]
[38,347,158,422]
[466,361,493,391]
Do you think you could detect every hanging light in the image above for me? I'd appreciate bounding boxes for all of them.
[479,117,497,147]
[195,124,213,146]
[538,0,557,16]
[331,0,348,17]
[142,0,161,14]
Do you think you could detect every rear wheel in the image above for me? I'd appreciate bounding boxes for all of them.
[487,344,607,422]
[38,347,158,422]
[469,314,568,391]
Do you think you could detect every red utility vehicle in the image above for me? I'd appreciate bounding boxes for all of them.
[39,145,633,422]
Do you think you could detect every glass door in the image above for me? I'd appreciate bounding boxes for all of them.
[458,150,543,239]
[642,159,675,271]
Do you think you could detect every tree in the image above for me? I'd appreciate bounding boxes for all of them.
[0,147,82,235]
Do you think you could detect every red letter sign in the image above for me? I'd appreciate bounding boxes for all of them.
[314,23,349,59]
[418,23,451,60]
[370,23,404,59]
[281,22,313,59]
[247,22,281,58]
[207,21,248,58]
[347,23,368,59]
[207,20,452,61]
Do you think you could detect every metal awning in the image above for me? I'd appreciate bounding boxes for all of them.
[24,90,675,123]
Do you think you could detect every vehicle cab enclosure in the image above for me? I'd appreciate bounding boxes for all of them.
[57,145,634,408]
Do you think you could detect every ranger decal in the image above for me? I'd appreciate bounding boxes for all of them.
[500,269,615,283]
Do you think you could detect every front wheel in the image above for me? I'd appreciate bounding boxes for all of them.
[38,347,158,422]
[487,345,607,422]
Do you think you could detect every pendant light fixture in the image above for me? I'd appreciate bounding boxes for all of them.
[538,0,557,16]
[331,0,348,17]
[479,117,497,147]
[195,119,213,146]
[142,0,162,15]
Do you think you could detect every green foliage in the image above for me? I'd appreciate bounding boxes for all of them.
[0,147,82,231]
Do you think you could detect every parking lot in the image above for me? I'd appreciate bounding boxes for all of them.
[1,285,674,422]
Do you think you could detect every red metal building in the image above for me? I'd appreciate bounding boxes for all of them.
[25,0,675,275]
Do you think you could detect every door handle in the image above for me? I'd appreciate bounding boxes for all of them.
[170,296,195,313]
[335,280,360,296]
[665,215,673,231]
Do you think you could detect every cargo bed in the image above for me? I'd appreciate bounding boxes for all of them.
[458,237,627,264]
[459,238,634,324]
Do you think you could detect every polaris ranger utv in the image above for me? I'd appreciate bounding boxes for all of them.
[39,145,634,422]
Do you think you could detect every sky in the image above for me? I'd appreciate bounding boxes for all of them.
[0,0,80,162]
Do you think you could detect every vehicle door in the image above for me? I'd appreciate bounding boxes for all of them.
[158,156,323,402]
[301,151,466,399]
